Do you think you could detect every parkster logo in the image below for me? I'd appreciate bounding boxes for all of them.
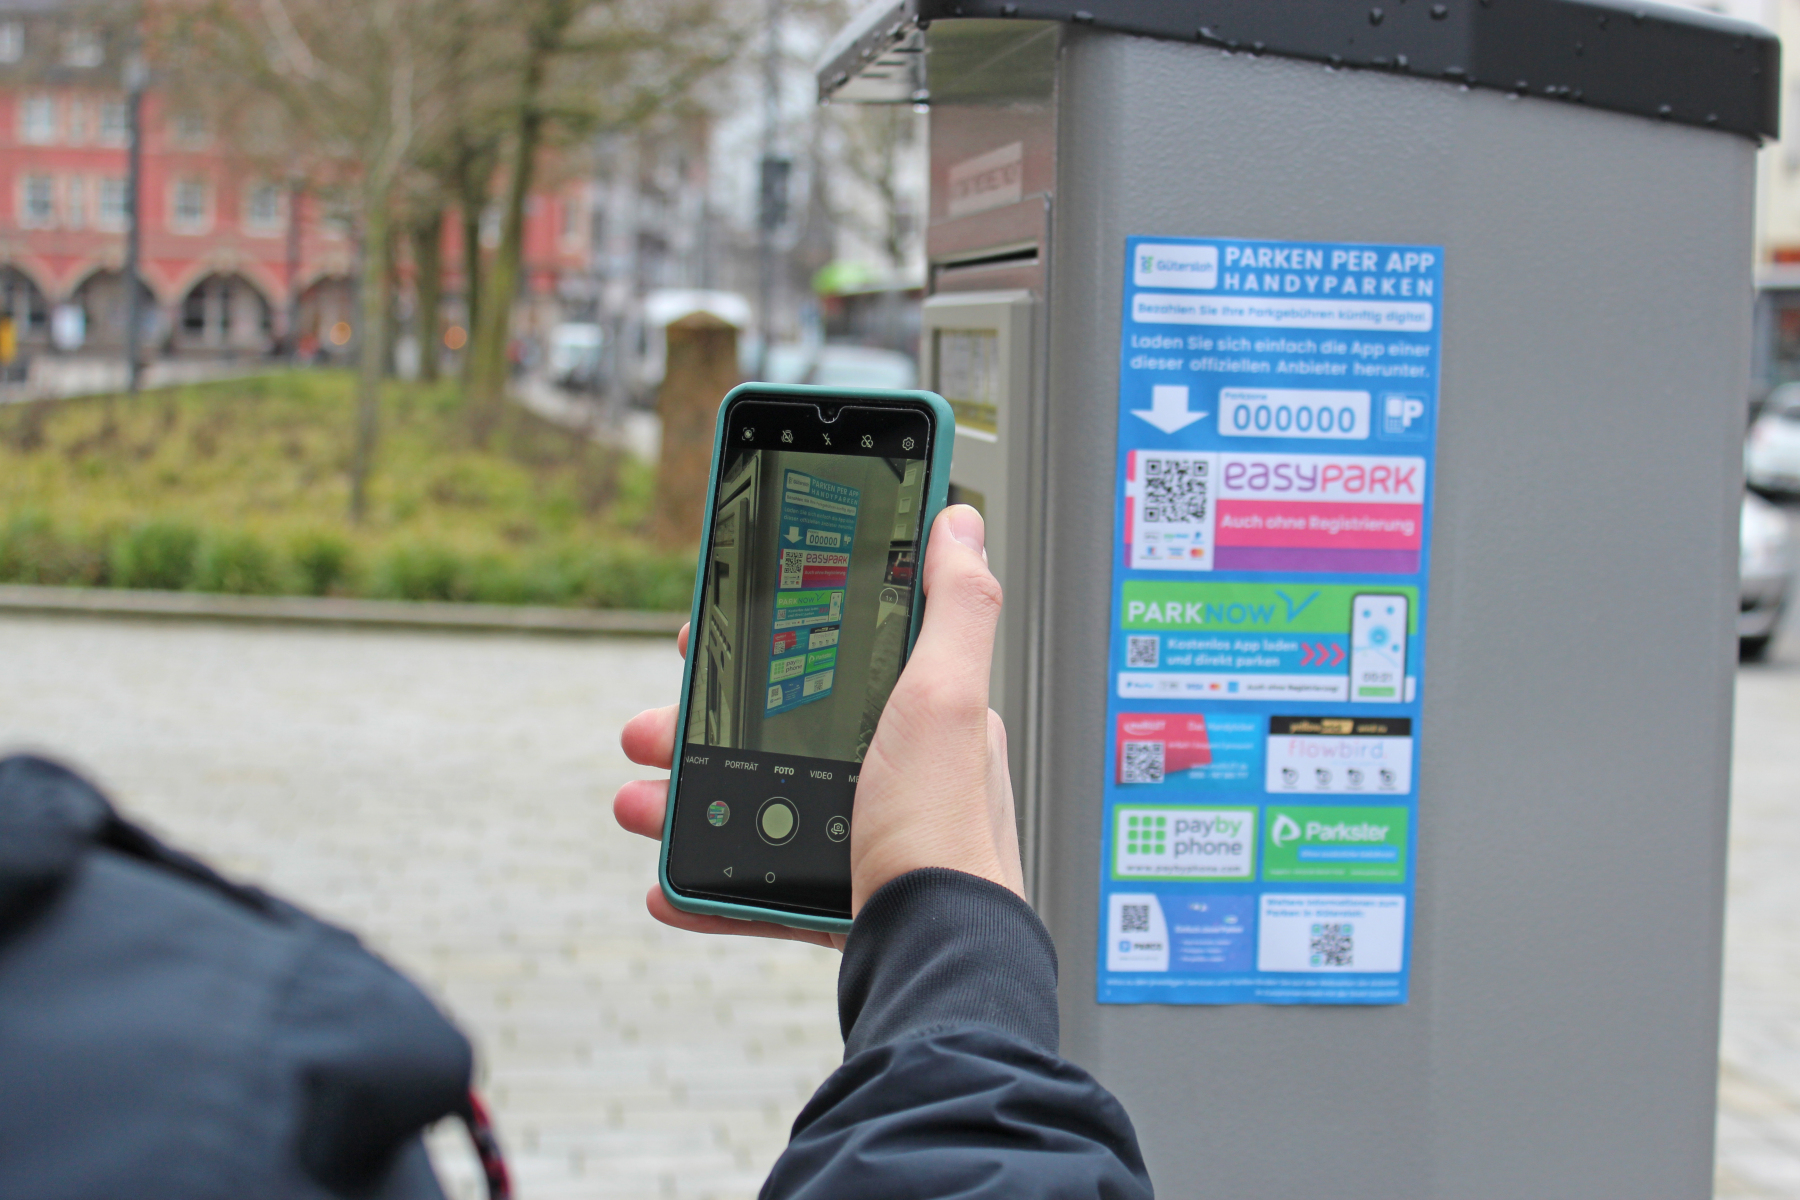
[1133,243,1218,290]
[1263,805,1408,883]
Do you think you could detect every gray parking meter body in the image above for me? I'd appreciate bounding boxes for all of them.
[822,4,1775,1195]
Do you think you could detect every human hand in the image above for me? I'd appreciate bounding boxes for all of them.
[613,504,1023,948]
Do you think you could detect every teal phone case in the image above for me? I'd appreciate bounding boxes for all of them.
[657,383,957,935]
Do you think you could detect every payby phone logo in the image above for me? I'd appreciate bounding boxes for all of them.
[1112,806,1257,880]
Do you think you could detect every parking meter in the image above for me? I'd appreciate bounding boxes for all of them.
[821,3,1775,1196]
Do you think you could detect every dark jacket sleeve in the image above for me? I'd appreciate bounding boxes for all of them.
[761,869,1153,1199]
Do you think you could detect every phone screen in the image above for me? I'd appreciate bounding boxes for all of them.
[1349,593,1409,703]
[666,396,935,919]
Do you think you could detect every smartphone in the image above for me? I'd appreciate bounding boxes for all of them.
[1348,593,1409,703]
[659,383,954,934]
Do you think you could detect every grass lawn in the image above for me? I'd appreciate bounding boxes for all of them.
[0,371,694,610]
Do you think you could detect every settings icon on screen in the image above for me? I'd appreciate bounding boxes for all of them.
[901,437,915,451]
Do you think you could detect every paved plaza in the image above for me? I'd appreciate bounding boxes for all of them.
[0,614,841,1200]
[1,609,1797,1197]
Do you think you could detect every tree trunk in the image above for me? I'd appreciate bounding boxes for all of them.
[468,0,571,442]
[411,209,444,383]
[382,222,401,378]
[456,152,484,383]
[652,312,740,546]
[350,186,391,522]
[467,94,544,444]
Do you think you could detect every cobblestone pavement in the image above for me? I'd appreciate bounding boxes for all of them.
[1716,601,1800,1200]
[4,611,1799,1197]
[0,615,842,1200]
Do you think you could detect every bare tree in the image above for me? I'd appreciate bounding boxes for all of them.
[826,103,925,272]
[463,0,742,443]
[158,0,446,519]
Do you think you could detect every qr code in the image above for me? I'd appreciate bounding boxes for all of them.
[779,549,805,589]
[1141,455,1209,524]
[1310,922,1354,968]
[1121,904,1151,934]
[1120,740,1165,784]
[1126,635,1159,668]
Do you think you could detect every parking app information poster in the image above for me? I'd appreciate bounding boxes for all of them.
[767,470,859,715]
[1099,236,1442,1006]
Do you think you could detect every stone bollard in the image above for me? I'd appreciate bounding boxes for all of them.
[653,312,741,547]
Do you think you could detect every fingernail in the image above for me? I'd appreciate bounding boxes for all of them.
[947,504,985,554]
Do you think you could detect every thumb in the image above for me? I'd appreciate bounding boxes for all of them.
[907,505,1004,714]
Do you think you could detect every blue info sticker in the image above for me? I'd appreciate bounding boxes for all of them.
[766,471,859,716]
[1099,236,1443,1006]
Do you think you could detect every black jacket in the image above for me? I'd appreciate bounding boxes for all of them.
[0,756,1150,1198]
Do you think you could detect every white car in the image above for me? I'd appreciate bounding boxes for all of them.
[548,323,604,390]
[1741,489,1794,659]
[740,342,919,390]
[805,344,917,390]
[1746,385,1800,494]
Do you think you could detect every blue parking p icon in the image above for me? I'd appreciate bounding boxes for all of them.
[1381,393,1428,440]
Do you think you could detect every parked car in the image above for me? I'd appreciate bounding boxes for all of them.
[548,322,604,391]
[1747,384,1800,494]
[804,344,918,390]
[739,339,818,386]
[1740,489,1794,659]
[739,341,919,391]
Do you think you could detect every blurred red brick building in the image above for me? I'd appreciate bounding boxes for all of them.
[0,1,592,362]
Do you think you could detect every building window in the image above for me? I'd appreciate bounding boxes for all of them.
[21,176,54,228]
[98,178,127,229]
[20,95,54,144]
[65,178,85,229]
[170,110,208,147]
[244,182,281,234]
[171,178,208,233]
[0,22,23,63]
[99,100,127,144]
[61,27,103,68]
[65,99,89,144]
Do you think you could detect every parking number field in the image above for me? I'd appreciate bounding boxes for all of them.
[1219,389,1370,440]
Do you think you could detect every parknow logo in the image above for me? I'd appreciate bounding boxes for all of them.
[1133,243,1218,290]
[1271,813,1301,848]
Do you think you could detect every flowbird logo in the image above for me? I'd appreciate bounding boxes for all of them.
[1270,813,1301,848]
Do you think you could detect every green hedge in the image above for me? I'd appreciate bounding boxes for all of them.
[0,511,694,610]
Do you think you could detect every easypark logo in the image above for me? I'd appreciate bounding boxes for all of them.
[1219,453,1425,503]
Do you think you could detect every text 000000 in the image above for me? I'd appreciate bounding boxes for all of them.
[1219,390,1370,441]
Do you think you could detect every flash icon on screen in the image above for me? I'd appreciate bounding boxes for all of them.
[781,430,793,443]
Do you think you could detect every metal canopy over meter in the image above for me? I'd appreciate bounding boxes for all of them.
[821,2,1775,1196]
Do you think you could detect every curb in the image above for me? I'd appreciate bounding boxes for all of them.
[0,585,686,637]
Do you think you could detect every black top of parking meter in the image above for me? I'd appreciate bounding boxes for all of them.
[819,0,1779,141]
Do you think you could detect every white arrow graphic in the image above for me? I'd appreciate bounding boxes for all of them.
[1131,385,1208,434]
[784,526,802,543]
